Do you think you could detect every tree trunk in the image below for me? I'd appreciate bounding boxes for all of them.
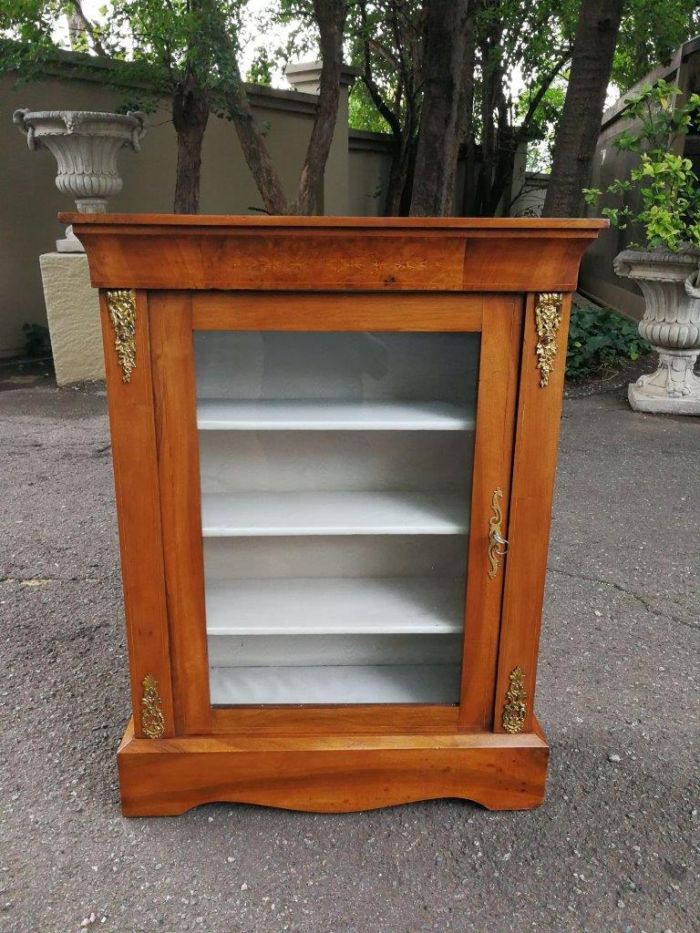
[473,24,506,217]
[292,0,347,214]
[214,1,345,215]
[459,18,478,216]
[383,133,409,215]
[383,109,418,216]
[488,123,518,215]
[543,0,625,217]
[223,72,289,214]
[409,0,473,216]
[172,74,210,214]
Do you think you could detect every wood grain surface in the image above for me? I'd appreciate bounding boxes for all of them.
[118,718,549,815]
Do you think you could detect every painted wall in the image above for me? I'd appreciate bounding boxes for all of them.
[1,52,537,358]
[0,65,352,357]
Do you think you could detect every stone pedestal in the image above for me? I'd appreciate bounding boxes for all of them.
[614,248,700,416]
[39,253,103,385]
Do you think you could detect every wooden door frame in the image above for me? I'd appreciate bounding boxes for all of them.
[135,290,525,737]
[492,293,573,735]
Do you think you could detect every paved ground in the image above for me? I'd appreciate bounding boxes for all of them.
[0,374,697,933]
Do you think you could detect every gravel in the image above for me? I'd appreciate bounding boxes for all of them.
[0,376,697,933]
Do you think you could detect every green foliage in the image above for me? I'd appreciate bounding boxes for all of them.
[517,79,567,172]
[348,81,392,134]
[0,1,246,95]
[0,2,69,78]
[583,79,700,251]
[567,304,649,379]
[612,0,700,91]
[246,46,273,85]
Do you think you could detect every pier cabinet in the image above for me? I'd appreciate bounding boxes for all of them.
[66,214,605,815]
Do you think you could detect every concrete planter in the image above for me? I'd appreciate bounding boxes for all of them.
[11,109,146,384]
[12,109,145,250]
[614,248,700,415]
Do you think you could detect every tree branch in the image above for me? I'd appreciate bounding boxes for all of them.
[517,46,572,139]
[67,0,107,57]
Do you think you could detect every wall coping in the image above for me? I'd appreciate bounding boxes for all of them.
[1,42,325,118]
[348,129,394,152]
[600,35,700,130]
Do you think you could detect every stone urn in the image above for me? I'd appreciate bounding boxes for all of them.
[13,109,146,251]
[614,247,700,415]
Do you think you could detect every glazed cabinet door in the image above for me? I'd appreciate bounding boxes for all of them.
[146,292,523,735]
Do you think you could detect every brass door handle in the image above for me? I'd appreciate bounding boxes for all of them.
[487,489,508,579]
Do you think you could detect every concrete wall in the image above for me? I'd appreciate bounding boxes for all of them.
[0,61,354,358]
[1,51,543,359]
[348,131,392,216]
[580,37,700,320]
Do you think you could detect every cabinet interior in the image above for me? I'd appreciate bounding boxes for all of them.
[194,330,479,705]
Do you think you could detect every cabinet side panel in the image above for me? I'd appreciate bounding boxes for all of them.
[494,293,572,734]
[149,293,211,734]
[99,289,175,738]
[458,295,523,729]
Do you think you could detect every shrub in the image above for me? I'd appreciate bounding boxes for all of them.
[22,322,51,358]
[583,79,700,251]
[566,303,649,379]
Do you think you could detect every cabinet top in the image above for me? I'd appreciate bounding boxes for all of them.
[62,213,607,293]
[60,212,606,231]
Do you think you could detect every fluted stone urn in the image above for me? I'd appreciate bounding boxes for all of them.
[13,109,145,251]
[614,248,700,415]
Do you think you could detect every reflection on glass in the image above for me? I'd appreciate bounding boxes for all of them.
[194,331,480,705]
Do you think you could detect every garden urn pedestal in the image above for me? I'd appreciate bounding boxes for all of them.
[12,109,145,251]
[11,109,145,383]
[614,248,700,416]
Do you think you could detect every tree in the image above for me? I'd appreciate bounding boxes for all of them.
[0,0,223,213]
[110,0,228,214]
[343,0,577,216]
[349,0,425,214]
[544,0,625,217]
[409,0,474,216]
[465,0,578,216]
[210,0,347,214]
[1,0,348,216]
[612,0,700,90]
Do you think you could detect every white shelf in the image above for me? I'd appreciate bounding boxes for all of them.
[197,399,474,431]
[201,491,469,537]
[205,576,464,635]
[209,663,461,705]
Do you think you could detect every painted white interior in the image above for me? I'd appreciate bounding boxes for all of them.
[209,664,462,705]
[195,330,479,705]
[201,491,470,536]
[194,331,479,403]
[197,399,475,431]
[205,577,465,634]
[208,634,462,668]
[202,536,467,580]
[198,430,473,494]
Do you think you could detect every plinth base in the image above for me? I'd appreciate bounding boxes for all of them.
[117,719,549,815]
[39,252,103,385]
[628,347,700,416]
[628,381,700,415]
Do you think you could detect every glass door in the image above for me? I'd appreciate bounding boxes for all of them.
[193,330,480,706]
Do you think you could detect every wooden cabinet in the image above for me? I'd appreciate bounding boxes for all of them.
[67,214,605,816]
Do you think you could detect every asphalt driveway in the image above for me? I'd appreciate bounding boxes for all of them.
[0,375,697,933]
